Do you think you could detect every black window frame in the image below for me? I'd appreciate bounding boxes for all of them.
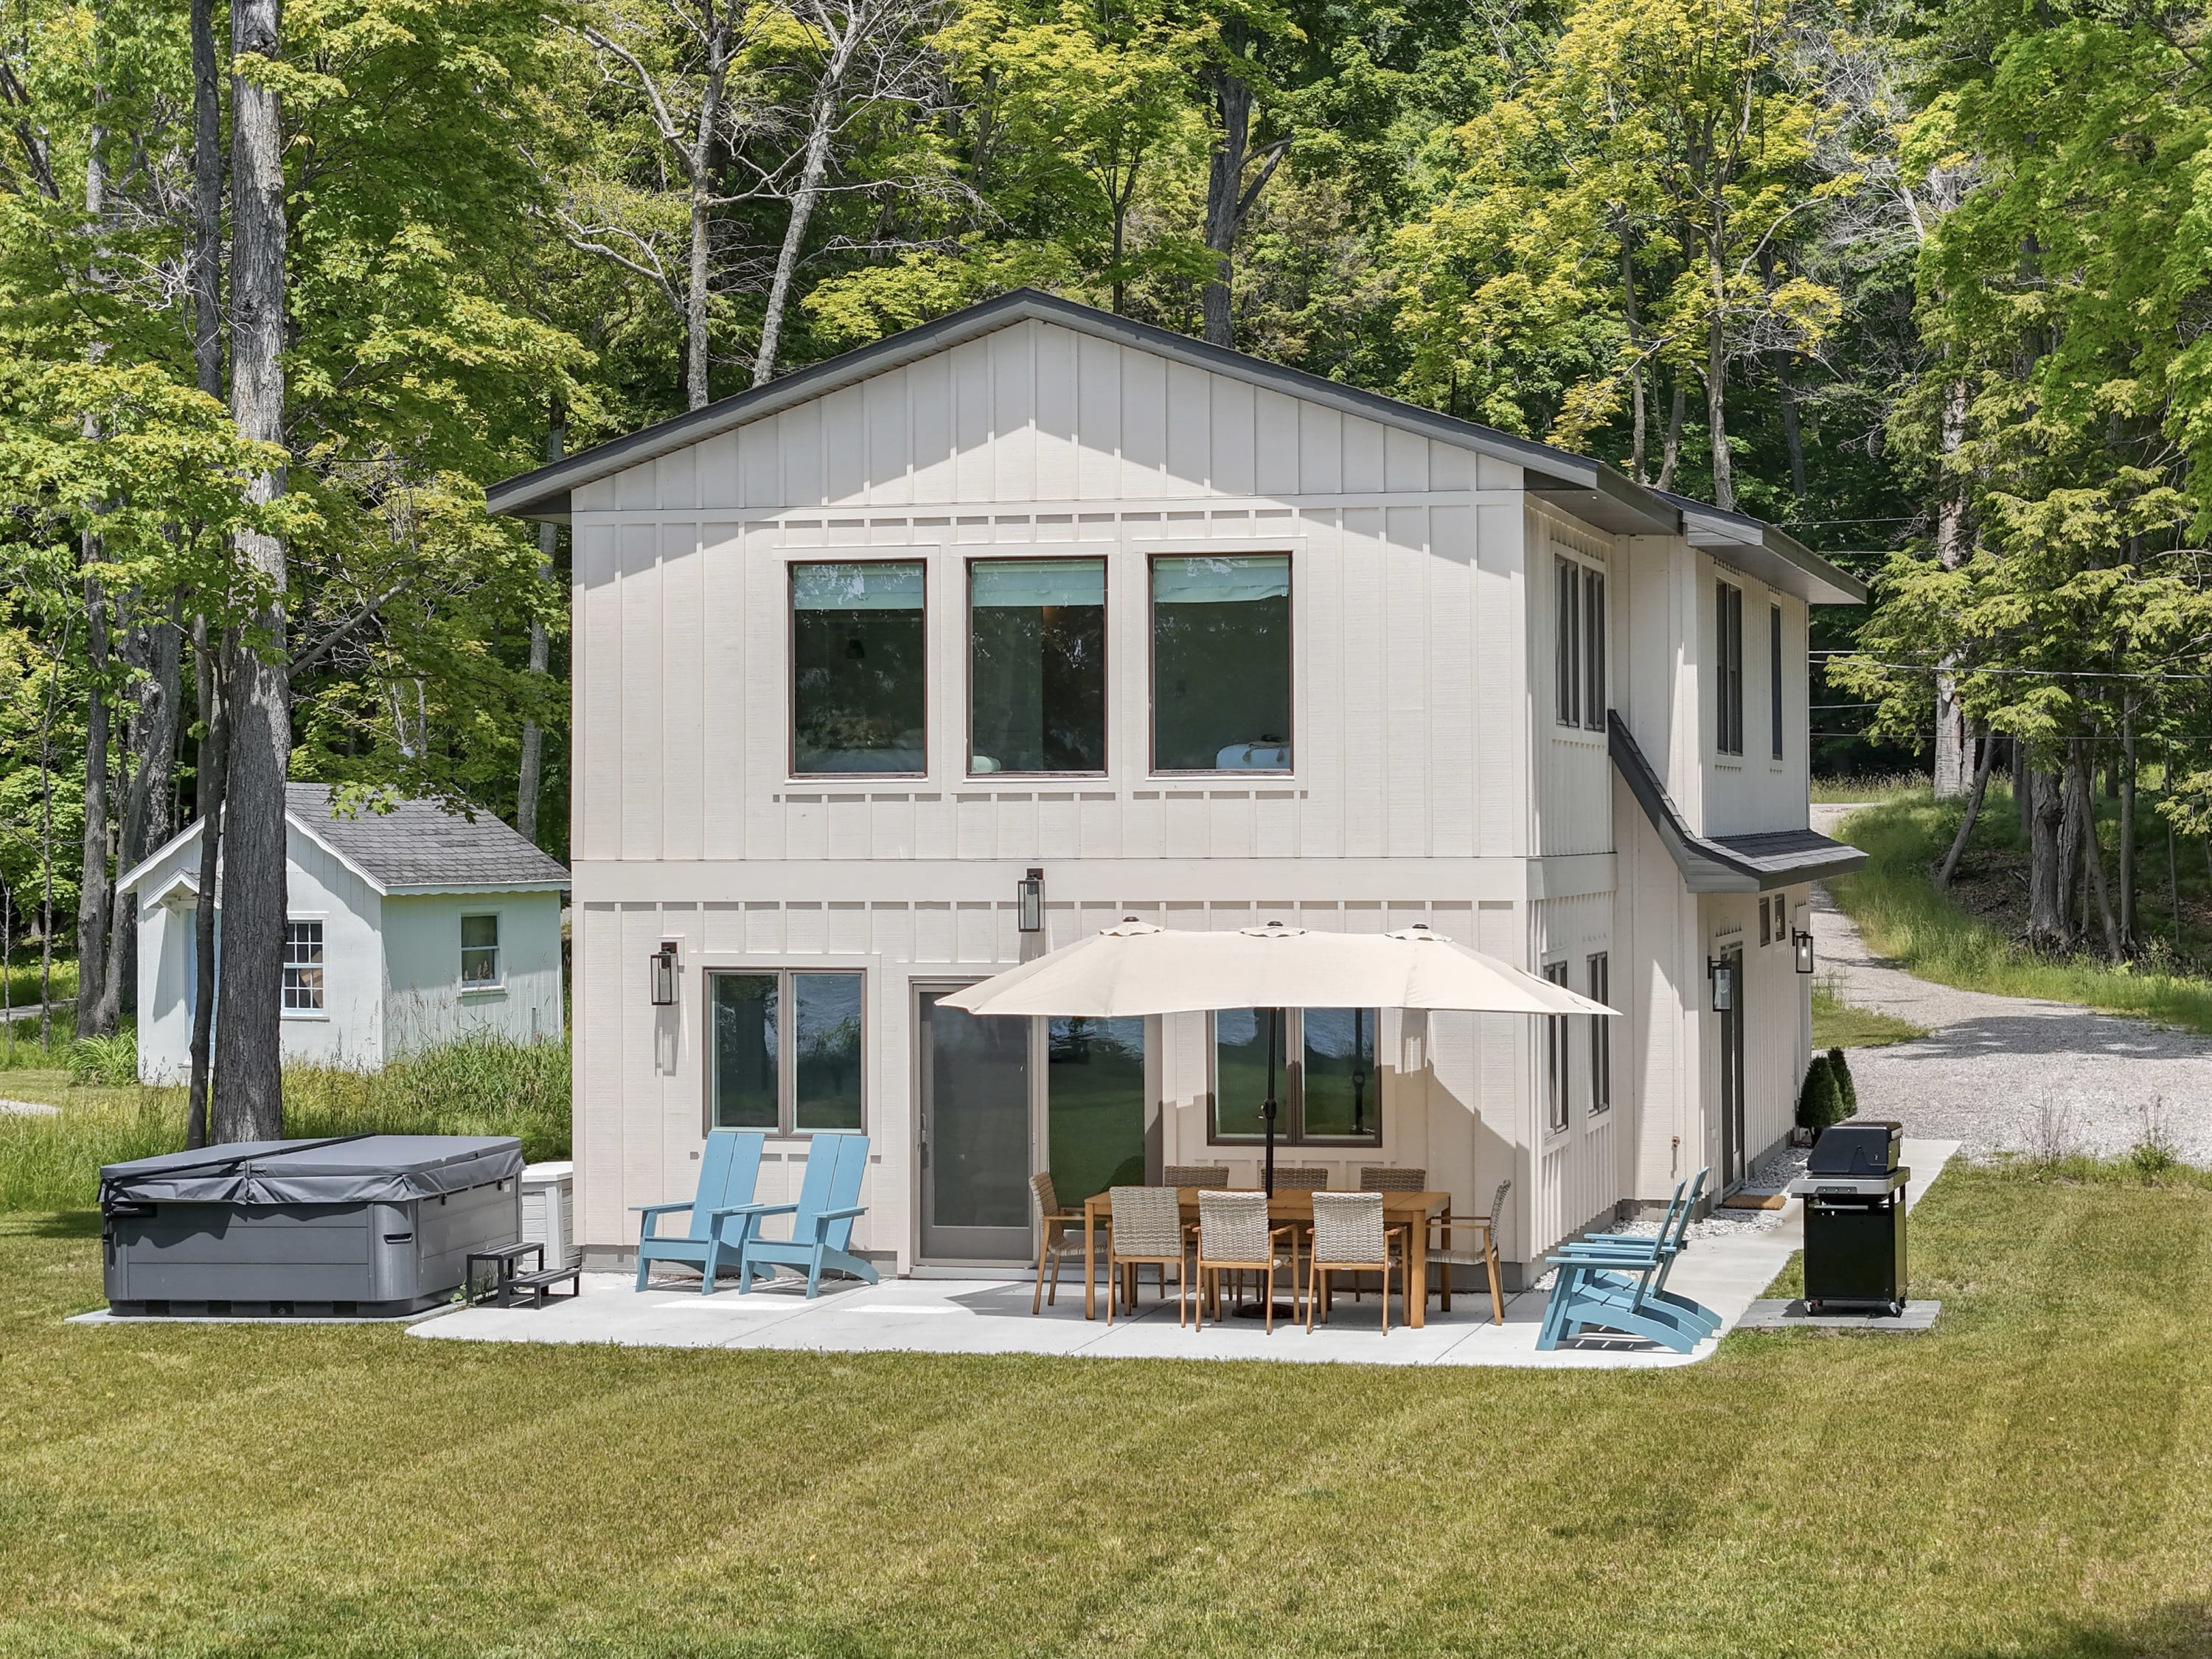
[1543,961,1571,1133]
[1205,1006,1384,1147]
[788,558,929,780]
[1717,580,1745,756]
[1770,602,1785,761]
[1587,951,1611,1115]
[1147,552,1295,776]
[705,967,868,1136]
[964,554,1110,779]
[1583,567,1607,731]
[1555,557,1582,727]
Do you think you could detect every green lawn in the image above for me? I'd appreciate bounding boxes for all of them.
[1810,983,1930,1049]
[5,1166,2212,1657]
[1,947,77,1015]
[1831,792,2212,1035]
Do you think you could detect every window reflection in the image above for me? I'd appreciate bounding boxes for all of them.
[792,562,926,774]
[970,559,1106,774]
[1151,555,1291,772]
[1046,1015,1147,1204]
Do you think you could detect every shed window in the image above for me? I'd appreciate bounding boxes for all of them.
[1150,555,1291,772]
[792,562,926,775]
[968,558,1106,775]
[460,914,501,988]
[1717,580,1745,756]
[710,969,865,1134]
[1209,1006,1381,1146]
[282,920,324,1012]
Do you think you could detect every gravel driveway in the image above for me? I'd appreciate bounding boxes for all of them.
[1811,804,2212,1164]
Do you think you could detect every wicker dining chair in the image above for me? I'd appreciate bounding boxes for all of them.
[1029,1171,1098,1315]
[1307,1192,1408,1333]
[1105,1186,1188,1325]
[1162,1165,1229,1188]
[1273,1166,1329,1190]
[1426,1178,1513,1324]
[1194,1191,1299,1332]
[1357,1166,1427,1192]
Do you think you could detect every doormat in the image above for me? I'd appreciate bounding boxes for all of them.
[1718,1191,1788,1211]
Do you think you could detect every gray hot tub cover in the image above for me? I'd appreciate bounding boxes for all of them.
[100,1135,524,1207]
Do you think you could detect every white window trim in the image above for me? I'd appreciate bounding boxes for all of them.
[459,911,505,994]
[281,914,327,1018]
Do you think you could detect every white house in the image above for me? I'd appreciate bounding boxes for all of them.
[486,289,1867,1285]
[122,784,570,1080]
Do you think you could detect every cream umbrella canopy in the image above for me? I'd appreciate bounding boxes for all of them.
[942,920,1617,1192]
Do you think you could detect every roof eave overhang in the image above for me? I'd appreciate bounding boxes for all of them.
[1665,495,1868,606]
[1608,714,1868,894]
[485,290,1685,540]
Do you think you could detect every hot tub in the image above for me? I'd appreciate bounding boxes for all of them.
[100,1135,524,1318]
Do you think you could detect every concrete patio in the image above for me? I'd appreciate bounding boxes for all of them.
[414,1139,1957,1368]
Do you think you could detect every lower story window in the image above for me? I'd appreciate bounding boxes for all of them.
[1587,952,1611,1113]
[283,920,324,1012]
[710,970,864,1133]
[1210,1006,1380,1145]
[1544,962,1570,1132]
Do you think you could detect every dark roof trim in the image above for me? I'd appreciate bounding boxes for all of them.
[1658,491,1868,607]
[486,289,1683,538]
[1608,713,1868,894]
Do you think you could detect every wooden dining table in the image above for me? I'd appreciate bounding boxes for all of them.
[1079,1187,1452,1327]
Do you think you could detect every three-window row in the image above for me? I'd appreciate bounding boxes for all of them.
[792,554,1292,778]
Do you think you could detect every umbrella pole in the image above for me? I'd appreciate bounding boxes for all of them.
[1263,1006,1279,1197]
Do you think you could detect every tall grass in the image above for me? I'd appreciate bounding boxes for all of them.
[1810,770,1930,803]
[1831,793,2212,1034]
[0,1033,570,1213]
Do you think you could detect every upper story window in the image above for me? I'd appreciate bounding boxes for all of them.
[282,919,324,1013]
[1770,602,1784,761]
[1209,1005,1381,1145]
[461,914,501,989]
[969,558,1106,776]
[791,561,925,776]
[1717,579,1745,757]
[1150,554,1290,773]
[1555,556,1607,731]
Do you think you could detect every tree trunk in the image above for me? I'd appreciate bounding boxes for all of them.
[1775,357,1806,497]
[1704,232,1733,509]
[192,0,223,397]
[212,0,290,1143]
[2027,767,2067,951]
[1656,372,1686,493]
[74,568,112,1039]
[2059,746,2087,945]
[516,407,564,846]
[94,609,181,1030]
[186,621,228,1150]
[757,49,846,389]
[1930,377,1971,799]
[1933,723,1997,894]
[2074,757,2121,959]
[1621,237,1646,483]
[682,36,724,411]
[1200,51,1252,350]
[2118,712,2137,950]
[2014,737,2031,841]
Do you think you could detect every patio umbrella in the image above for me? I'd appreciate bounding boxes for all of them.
[942,921,1617,1192]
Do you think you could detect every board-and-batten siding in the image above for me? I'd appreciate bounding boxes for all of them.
[1531,508,1618,860]
[569,318,1529,871]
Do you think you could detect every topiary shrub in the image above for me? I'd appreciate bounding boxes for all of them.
[1826,1046,1858,1118]
[1796,1054,1843,1131]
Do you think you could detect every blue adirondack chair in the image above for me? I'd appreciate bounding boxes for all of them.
[1549,1168,1718,1342]
[1537,1169,1717,1352]
[728,1134,877,1298]
[631,1130,768,1294]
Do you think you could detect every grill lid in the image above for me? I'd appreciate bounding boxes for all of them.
[1807,1119,1904,1176]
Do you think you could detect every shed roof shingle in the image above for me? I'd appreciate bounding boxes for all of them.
[286,785,569,891]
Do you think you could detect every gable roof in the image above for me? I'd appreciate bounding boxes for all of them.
[118,785,571,899]
[488,289,1864,605]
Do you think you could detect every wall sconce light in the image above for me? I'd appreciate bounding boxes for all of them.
[1793,928,1816,975]
[1707,956,1736,1012]
[1017,868,1044,933]
[648,939,678,1006]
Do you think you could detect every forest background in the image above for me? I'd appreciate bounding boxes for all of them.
[6,0,2212,1130]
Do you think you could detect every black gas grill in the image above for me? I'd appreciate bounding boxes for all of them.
[1788,1121,1910,1315]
